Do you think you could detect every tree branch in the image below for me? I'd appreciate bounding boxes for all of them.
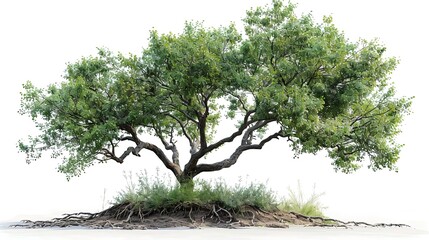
[166,113,193,148]
[198,93,210,150]
[137,141,182,177]
[117,124,182,177]
[184,109,257,172]
[118,136,134,142]
[154,126,180,166]
[100,145,138,164]
[241,120,273,145]
[223,90,250,112]
[119,124,140,144]
[171,107,199,124]
[192,130,285,176]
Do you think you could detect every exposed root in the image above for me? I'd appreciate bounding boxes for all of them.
[289,212,410,228]
[243,210,255,225]
[218,206,233,223]
[188,207,195,223]
[125,210,133,223]
[9,203,410,230]
[211,205,222,223]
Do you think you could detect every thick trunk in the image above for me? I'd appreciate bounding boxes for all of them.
[177,174,195,192]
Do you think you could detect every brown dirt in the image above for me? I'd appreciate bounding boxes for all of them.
[10,202,410,230]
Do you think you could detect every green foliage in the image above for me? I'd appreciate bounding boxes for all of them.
[18,0,412,180]
[114,172,325,217]
[278,182,325,217]
[114,172,278,211]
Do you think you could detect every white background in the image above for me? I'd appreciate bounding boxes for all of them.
[0,0,428,231]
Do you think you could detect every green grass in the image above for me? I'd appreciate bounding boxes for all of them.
[114,171,325,217]
[277,181,326,217]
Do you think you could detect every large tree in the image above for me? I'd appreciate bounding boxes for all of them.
[19,1,411,186]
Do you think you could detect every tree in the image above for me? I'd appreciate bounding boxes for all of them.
[18,0,411,187]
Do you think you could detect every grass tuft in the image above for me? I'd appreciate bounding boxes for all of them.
[114,171,325,217]
[278,181,326,217]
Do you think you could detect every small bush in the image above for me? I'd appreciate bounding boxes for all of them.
[114,172,277,211]
[114,172,325,217]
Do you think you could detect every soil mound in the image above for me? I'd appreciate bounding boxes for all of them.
[11,202,410,230]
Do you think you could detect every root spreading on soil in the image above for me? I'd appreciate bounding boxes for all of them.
[10,202,410,230]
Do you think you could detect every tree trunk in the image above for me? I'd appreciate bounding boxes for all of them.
[177,175,195,192]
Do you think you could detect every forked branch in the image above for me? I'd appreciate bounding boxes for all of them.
[184,109,257,172]
[192,130,285,176]
[110,124,183,177]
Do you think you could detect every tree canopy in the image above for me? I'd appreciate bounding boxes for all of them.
[19,0,412,184]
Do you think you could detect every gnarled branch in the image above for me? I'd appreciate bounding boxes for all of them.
[184,109,257,172]
[117,124,182,177]
[192,130,285,176]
